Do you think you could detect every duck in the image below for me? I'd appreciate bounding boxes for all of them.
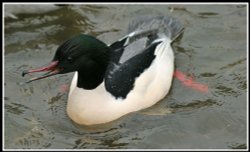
[22,15,184,125]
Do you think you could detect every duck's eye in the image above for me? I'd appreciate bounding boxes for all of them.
[67,56,73,62]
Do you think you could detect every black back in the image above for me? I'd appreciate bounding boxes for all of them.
[105,42,160,99]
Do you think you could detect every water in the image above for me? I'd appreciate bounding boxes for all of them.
[4,4,247,149]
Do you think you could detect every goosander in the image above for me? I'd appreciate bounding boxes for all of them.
[22,16,184,125]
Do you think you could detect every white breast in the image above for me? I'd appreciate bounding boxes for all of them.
[66,40,174,125]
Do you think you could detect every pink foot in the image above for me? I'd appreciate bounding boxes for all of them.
[59,84,69,93]
[173,70,209,93]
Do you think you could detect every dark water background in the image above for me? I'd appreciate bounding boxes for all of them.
[4,4,247,149]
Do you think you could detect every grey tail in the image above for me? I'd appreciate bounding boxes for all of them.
[127,15,184,42]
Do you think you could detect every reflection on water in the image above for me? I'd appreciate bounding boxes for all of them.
[4,4,247,149]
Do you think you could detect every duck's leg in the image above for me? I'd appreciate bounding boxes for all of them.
[173,70,209,93]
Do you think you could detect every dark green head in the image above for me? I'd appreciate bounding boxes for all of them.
[23,34,111,89]
[53,34,111,73]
